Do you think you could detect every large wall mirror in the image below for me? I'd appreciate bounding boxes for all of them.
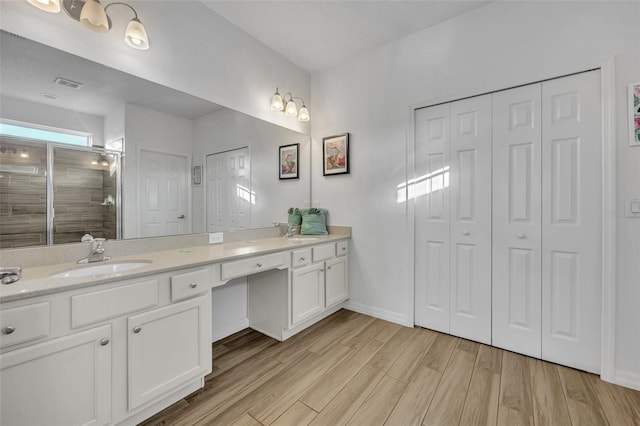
[0,30,311,249]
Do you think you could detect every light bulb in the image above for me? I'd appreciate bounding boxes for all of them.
[285,100,298,116]
[26,0,61,13]
[298,106,310,122]
[80,0,109,33]
[19,150,29,159]
[125,18,149,50]
[270,90,284,111]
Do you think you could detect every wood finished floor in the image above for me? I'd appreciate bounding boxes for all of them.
[140,310,640,426]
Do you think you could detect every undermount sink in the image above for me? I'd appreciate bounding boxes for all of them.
[50,260,152,278]
[285,236,329,242]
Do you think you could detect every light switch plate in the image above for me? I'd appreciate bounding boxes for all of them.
[626,198,640,218]
[209,232,224,244]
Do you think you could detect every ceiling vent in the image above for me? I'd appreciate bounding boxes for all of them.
[53,77,83,90]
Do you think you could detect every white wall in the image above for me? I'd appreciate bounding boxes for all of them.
[0,0,310,135]
[123,104,193,238]
[0,95,104,146]
[192,108,310,233]
[310,1,640,388]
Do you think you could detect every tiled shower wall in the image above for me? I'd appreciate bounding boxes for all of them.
[0,140,118,248]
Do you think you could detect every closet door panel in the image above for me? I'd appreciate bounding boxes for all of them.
[541,71,601,373]
[492,84,542,358]
[449,95,492,344]
[414,105,451,333]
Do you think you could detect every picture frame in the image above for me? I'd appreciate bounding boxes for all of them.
[629,82,640,147]
[192,165,202,186]
[322,133,350,176]
[279,143,299,179]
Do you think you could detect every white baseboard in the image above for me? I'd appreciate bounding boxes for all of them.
[344,301,413,327]
[212,317,250,342]
[612,370,640,391]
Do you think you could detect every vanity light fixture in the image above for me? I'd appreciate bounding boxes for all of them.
[270,87,310,122]
[26,0,149,50]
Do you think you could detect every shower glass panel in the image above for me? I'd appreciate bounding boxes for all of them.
[52,147,120,244]
[0,137,121,248]
[0,138,47,248]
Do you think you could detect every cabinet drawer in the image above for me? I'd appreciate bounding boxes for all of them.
[171,269,209,302]
[0,302,50,348]
[336,241,348,257]
[312,243,335,262]
[291,249,312,268]
[71,279,158,328]
[221,252,288,281]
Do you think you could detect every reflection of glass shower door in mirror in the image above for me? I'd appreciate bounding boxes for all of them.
[139,150,188,237]
[0,139,47,248]
[206,148,250,232]
[52,147,120,244]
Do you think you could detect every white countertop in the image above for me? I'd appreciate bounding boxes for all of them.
[0,234,349,303]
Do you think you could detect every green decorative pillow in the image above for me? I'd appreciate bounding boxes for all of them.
[287,207,302,225]
[301,208,328,235]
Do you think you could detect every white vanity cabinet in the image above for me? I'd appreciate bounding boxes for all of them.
[0,266,212,426]
[247,240,350,341]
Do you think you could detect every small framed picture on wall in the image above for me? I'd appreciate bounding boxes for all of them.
[322,133,350,176]
[279,143,299,179]
[629,82,640,146]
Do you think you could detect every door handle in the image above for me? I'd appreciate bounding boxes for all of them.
[178,215,185,219]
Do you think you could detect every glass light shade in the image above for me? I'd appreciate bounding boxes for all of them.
[26,0,61,13]
[270,92,284,111]
[125,18,149,50]
[80,0,109,33]
[284,100,298,116]
[297,106,310,122]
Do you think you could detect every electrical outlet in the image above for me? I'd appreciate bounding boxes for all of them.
[627,198,640,218]
[208,232,223,244]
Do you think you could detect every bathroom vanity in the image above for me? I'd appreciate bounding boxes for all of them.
[0,230,350,425]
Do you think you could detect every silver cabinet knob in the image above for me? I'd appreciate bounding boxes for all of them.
[342,247,347,251]
[178,215,185,219]
[100,338,110,346]
[133,326,142,334]
[189,282,198,289]
[327,266,332,270]
[300,257,305,261]
[2,325,16,335]
[256,263,263,267]
[517,233,526,239]
[462,230,470,236]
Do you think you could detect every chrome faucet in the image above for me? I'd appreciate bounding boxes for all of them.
[284,224,298,238]
[0,266,22,284]
[78,235,111,264]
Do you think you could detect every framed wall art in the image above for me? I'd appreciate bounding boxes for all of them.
[322,133,350,176]
[279,143,299,179]
[629,81,640,147]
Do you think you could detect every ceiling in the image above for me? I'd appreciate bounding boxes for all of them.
[200,0,491,73]
[0,30,224,119]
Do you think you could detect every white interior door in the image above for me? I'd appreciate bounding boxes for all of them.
[541,71,601,373]
[492,84,543,358]
[139,150,188,237]
[206,148,250,232]
[414,104,451,333]
[449,95,492,344]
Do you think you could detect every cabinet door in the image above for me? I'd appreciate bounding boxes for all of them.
[326,257,348,308]
[414,104,451,333]
[1,325,112,426]
[449,95,492,345]
[492,84,543,359]
[128,295,211,410]
[291,263,325,325]
[541,70,601,373]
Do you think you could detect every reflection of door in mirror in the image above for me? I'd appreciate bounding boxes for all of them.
[206,148,250,232]
[139,150,188,237]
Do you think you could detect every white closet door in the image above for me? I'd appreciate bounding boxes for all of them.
[449,95,492,344]
[492,84,543,358]
[541,71,601,373]
[414,104,451,333]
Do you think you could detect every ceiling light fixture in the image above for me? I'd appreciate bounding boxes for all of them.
[270,87,310,122]
[26,0,149,50]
